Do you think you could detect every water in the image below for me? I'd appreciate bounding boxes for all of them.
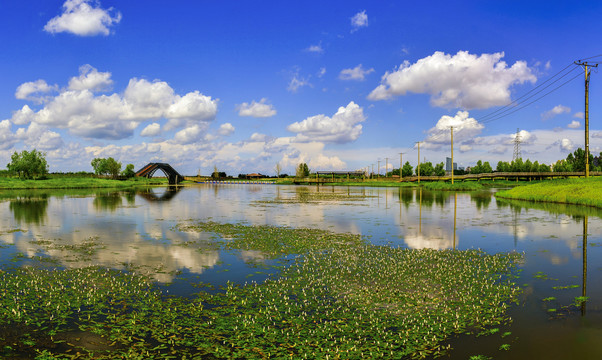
[0,184,601,359]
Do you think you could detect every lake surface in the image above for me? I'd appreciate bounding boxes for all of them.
[1,184,601,359]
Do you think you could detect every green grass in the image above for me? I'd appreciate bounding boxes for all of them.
[0,176,169,189]
[1,222,523,359]
[494,177,602,208]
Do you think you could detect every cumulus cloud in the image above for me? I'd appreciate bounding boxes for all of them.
[44,0,122,36]
[560,138,574,152]
[12,66,218,140]
[173,124,207,144]
[339,64,374,81]
[15,123,64,150]
[0,120,18,150]
[542,105,570,120]
[237,98,277,118]
[567,120,581,129]
[424,111,484,146]
[217,123,235,136]
[15,80,57,102]
[287,101,366,143]
[573,112,584,119]
[68,64,113,91]
[368,51,536,109]
[350,10,368,32]
[140,123,161,137]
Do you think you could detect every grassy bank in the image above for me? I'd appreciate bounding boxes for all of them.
[494,177,602,208]
[1,222,523,359]
[422,182,484,191]
[0,176,169,189]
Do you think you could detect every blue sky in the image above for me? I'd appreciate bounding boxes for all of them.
[1,0,602,175]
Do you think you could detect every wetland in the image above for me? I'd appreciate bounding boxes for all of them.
[0,184,601,359]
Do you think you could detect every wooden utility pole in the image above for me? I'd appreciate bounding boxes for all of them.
[575,60,598,178]
[416,142,421,183]
[451,126,454,185]
[371,164,374,179]
[377,160,381,179]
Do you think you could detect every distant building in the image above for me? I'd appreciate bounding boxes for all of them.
[445,157,457,174]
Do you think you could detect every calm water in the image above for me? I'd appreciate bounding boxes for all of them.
[1,185,601,359]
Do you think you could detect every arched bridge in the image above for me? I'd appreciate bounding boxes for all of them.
[135,163,184,185]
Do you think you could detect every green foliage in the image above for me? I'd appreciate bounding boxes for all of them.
[434,162,445,176]
[423,182,484,191]
[402,161,414,177]
[296,162,310,178]
[121,164,136,178]
[6,149,48,179]
[471,160,493,174]
[91,157,122,178]
[553,148,597,172]
[417,161,434,176]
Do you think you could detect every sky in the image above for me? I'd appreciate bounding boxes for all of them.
[1,0,602,176]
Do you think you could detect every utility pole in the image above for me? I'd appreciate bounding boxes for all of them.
[416,142,421,184]
[575,60,598,177]
[451,126,454,185]
[371,164,374,179]
[377,160,381,179]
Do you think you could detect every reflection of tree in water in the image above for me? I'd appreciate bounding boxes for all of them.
[471,192,492,210]
[419,190,446,208]
[93,192,122,211]
[495,198,602,220]
[137,186,182,202]
[295,187,311,202]
[399,188,414,208]
[9,195,49,225]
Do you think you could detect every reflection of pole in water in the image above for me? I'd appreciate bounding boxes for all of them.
[582,215,588,316]
[453,193,457,250]
[419,188,422,234]
[512,207,519,249]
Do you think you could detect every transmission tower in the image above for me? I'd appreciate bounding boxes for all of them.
[512,128,522,161]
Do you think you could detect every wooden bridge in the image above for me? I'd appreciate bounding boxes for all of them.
[294,171,602,184]
[135,163,184,185]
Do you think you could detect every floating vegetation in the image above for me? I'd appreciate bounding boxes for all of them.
[1,222,523,359]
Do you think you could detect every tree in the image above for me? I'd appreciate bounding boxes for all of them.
[417,161,434,176]
[7,149,48,179]
[401,161,413,177]
[275,162,282,178]
[212,165,220,179]
[296,163,310,178]
[91,158,107,175]
[481,161,493,173]
[121,164,136,178]
[434,162,445,176]
[496,161,510,172]
[104,157,122,179]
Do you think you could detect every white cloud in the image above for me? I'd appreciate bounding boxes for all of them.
[15,80,57,101]
[306,43,324,53]
[15,122,64,150]
[11,105,36,125]
[318,68,326,78]
[339,64,374,81]
[217,123,235,136]
[287,101,366,143]
[140,123,161,137]
[567,120,581,129]
[68,64,113,91]
[368,51,536,109]
[560,138,574,152]
[542,105,571,120]
[424,111,484,146]
[44,0,122,36]
[237,98,276,118]
[459,145,472,152]
[12,66,218,140]
[0,120,18,150]
[173,124,206,144]
[573,112,584,119]
[350,10,368,32]
[287,71,311,93]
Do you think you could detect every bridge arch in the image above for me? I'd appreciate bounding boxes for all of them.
[135,163,184,185]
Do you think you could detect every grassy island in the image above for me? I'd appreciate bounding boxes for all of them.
[0,176,170,190]
[494,177,602,208]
